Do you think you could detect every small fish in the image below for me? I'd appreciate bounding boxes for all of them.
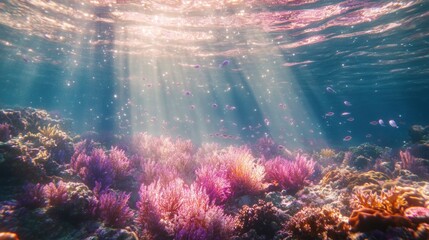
[389,120,399,128]
[369,121,378,125]
[184,90,192,96]
[378,119,385,126]
[341,112,351,116]
[343,136,352,141]
[212,103,218,108]
[264,118,270,126]
[347,117,354,122]
[326,86,336,93]
[325,112,335,117]
[344,101,352,106]
[219,60,230,68]
[194,64,201,68]
[366,134,372,138]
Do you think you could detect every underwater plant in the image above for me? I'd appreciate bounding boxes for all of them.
[195,164,232,205]
[136,179,234,239]
[70,145,131,189]
[97,191,133,228]
[44,181,68,207]
[173,185,234,240]
[73,148,114,189]
[264,154,315,193]
[221,146,265,196]
[131,133,197,183]
[107,146,131,180]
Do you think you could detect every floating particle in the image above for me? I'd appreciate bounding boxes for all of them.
[341,112,351,116]
[212,103,218,108]
[194,64,200,68]
[184,90,192,96]
[326,86,336,93]
[344,101,352,106]
[378,119,385,126]
[219,60,230,68]
[343,136,352,141]
[225,105,236,111]
[279,103,287,110]
[190,105,195,110]
[389,120,399,128]
[325,112,335,117]
[366,134,372,138]
[347,117,354,122]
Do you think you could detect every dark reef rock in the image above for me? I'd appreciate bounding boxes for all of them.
[409,125,429,144]
[348,143,386,170]
[410,143,429,160]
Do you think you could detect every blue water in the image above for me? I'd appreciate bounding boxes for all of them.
[1,0,429,149]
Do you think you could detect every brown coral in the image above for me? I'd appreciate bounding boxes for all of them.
[286,206,350,240]
[349,207,412,232]
[234,200,282,238]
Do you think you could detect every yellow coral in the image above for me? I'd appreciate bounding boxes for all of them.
[38,124,68,141]
[320,148,336,158]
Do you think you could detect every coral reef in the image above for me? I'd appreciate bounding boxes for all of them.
[234,200,283,239]
[285,206,350,240]
[2,108,429,240]
[349,186,429,232]
[264,154,315,193]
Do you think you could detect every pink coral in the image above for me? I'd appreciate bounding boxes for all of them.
[131,133,197,183]
[404,207,429,224]
[173,185,234,240]
[221,146,265,196]
[136,179,233,239]
[44,181,68,206]
[195,165,232,205]
[97,191,134,228]
[264,154,315,193]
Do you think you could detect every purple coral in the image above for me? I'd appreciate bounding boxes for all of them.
[108,146,130,179]
[97,191,134,228]
[70,144,131,189]
[71,148,114,189]
[44,181,68,206]
[17,183,46,209]
[265,154,315,193]
[0,123,11,142]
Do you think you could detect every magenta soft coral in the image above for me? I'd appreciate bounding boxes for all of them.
[173,185,234,240]
[265,154,315,193]
[97,191,134,228]
[70,142,130,189]
[195,165,232,205]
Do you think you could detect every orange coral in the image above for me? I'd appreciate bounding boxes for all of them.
[349,186,428,232]
[349,208,412,232]
[0,232,19,240]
